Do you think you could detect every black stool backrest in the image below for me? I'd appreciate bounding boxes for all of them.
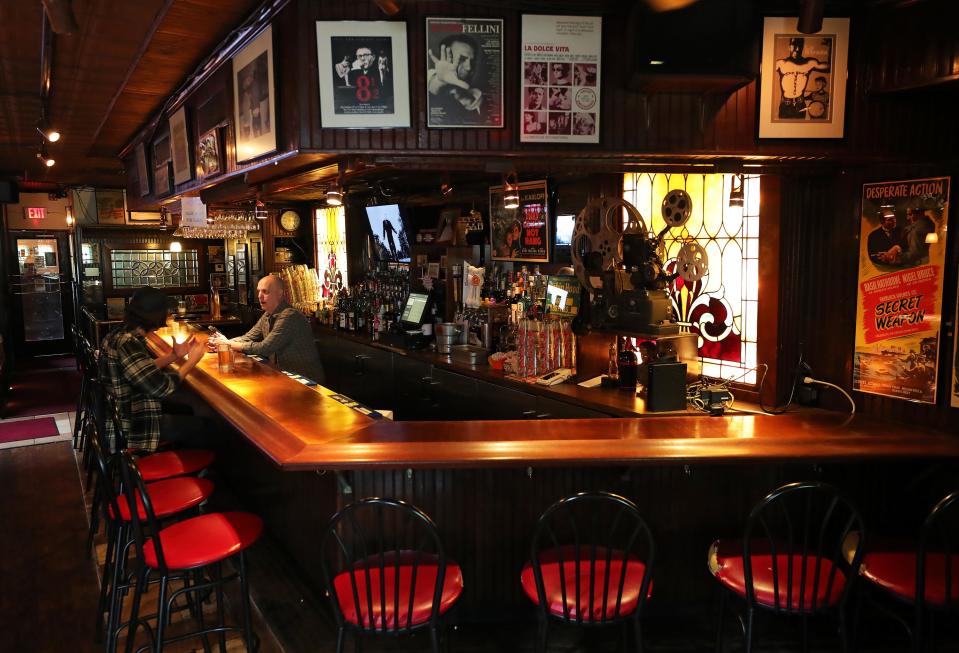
[320,497,448,633]
[101,388,129,453]
[117,452,169,572]
[918,489,959,612]
[85,417,125,527]
[529,491,655,625]
[743,481,865,614]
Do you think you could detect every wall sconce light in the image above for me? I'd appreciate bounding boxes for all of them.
[728,174,744,208]
[503,172,520,210]
[36,117,61,143]
[169,241,183,252]
[36,143,55,167]
[254,197,268,220]
[326,187,343,206]
[65,206,74,228]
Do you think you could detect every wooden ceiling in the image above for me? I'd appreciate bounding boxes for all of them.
[0,0,262,188]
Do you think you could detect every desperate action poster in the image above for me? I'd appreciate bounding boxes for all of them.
[853,176,949,403]
[426,18,503,128]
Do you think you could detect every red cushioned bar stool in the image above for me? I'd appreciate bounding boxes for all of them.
[708,481,865,653]
[521,491,656,653]
[85,425,214,653]
[118,451,262,653]
[857,489,959,653]
[321,497,464,653]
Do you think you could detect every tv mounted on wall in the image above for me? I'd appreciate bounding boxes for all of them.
[366,204,411,263]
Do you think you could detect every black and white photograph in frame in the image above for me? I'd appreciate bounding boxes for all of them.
[232,25,277,161]
[169,106,192,185]
[135,142,150,197]
[426,17,503,128]
[316,21,410,128]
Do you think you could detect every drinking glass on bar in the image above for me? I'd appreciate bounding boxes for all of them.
[217,342,234,373]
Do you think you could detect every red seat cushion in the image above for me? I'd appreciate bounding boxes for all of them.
[709,539,847,611]
[136,449,215,482]
[861,551,959,608]
[521,546,652,621]
[144,511,262,570]
[108,477,214,521]
[333,551,464,630]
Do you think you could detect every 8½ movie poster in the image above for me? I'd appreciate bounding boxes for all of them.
[853,177,950,403]
[329,35,395,116]
[520,15,601,144]
[426,18,503,128]
[489,180,550,263]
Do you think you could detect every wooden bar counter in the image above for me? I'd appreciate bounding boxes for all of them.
[149,327,959,470]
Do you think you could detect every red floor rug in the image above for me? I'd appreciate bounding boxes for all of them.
[0,417,59,444]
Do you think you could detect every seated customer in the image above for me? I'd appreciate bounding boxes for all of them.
[209,274,325,383]
[100,286,208,452]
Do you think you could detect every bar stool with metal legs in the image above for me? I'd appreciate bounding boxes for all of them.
[857,488,959,652]
[73,334,99,451]
[86,420,214,653]
[521,491,656,653]
[708,481,866,653]
[118,451,262,653]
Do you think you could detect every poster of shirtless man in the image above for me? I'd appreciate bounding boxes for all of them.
[772,35,832,122]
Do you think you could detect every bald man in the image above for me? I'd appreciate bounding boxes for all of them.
[210,274,325,383]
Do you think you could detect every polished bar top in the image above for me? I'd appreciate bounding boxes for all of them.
[149,328,959,470]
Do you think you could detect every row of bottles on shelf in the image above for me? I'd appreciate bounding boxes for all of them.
[315,264,414,338]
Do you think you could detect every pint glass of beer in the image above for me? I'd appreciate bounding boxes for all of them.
[217,342,234,373]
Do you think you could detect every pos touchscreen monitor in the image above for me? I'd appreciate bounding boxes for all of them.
[366,204,411,263]
[399,292,430,328]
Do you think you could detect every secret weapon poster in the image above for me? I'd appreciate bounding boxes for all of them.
[853,176,949,403]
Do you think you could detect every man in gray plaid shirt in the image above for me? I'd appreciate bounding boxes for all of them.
[210,274,325,383]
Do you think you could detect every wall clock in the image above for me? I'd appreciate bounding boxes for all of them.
[279,209,300,232]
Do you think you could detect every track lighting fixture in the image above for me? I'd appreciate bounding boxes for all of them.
[36,117,60,143]
[36,143,55,167]
[254,197,268,220]
[728,174,744,208]
[797,0,824,35]
[503,172,519,210]
[326,184,343,206]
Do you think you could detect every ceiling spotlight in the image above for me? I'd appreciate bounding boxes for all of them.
[728,174,744,208]
[503,172,520,210]
[36,117,60,142]
[440,182,453,196]
[254,197,268,220]
[36,144,55,167]
[797,0,824,35]
[326,187,343,206]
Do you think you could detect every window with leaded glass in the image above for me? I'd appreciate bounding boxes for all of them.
[314,206,348,298]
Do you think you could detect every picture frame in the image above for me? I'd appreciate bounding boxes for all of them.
[96,189,126,225]
[426,17,503,128]
[435,207,459,244]
[427,262,440,279]
[135,142,150,197]
[758,17,849,139]
[184,293,210,313]
[489,179,550,263]
[153,134,171,166]
[196,127,222,179]
[169,106,192,185]
[233,25,277,162]
[106,296,126,320]
[127,211,162,225]
[315,21,411,128]
[154,162,172,197]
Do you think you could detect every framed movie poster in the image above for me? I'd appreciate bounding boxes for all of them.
[520,15,601,144]
[426,18,503,128]
[232,25,277,162]
[758,17,849,139]
[96,189,126,225]
[853,176,950,404]
[169,106,192,185]
[196,128,222,179]
[316,21,410,128]
[489,180,550,263]
[127,211,162,225]
[154,163,172,197]
[135,142,150,197]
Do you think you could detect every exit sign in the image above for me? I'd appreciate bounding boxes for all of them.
[24,207,46,220]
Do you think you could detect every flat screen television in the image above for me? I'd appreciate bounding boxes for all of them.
[366,204,411,263]
[555,214,575,246]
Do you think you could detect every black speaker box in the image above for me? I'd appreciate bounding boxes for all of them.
[646,361,687,412]
[0,180,19,204]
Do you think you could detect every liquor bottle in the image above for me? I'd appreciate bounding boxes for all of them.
[607,340,619,381]
[618,337,638,391]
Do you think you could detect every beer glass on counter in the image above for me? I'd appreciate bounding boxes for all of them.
[217,342,234,373]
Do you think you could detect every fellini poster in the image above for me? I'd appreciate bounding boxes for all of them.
[853,176,949,403]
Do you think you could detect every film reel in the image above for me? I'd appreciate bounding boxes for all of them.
[571,197,647,290]
[676,242,708,282]
[661,189,693,228]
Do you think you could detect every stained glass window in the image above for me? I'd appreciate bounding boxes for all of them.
[314,206,348,299]
[623,173,761,384]
[110,249,199,288]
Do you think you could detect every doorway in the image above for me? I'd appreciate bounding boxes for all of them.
[8,232,74,357]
